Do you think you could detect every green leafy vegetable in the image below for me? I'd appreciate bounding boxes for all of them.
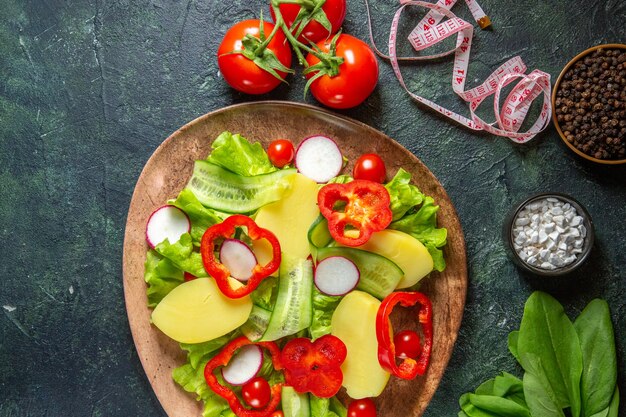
[517,292,582,417]
[173,332,239,417]
[169,188,222,245]
[144,250,184,307]
[573,299,617,417]
[459,293,619,417]
[154,233,207,278]
[385,168,424,220]
[390,196,448,271]
[309,288,342,340]
[207,131,277,176]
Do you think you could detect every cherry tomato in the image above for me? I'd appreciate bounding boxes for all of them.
[217,20,292,95]
[270,0,346,43]
[305,34,379,109]
[242,377,271,409]
[394,329,422,360]
[348,398,377,417]
[268,139,295,168]
[270,412,284,417]
[353,153,386,183]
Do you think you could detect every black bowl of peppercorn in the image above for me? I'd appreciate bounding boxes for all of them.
[552,44,626,164]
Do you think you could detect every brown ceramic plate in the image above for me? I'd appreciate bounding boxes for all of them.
[123,101,467,417]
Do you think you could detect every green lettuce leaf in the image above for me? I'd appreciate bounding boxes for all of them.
[169,189,222,246]
[174,332,241,417]
[154,233,208,278]
[389,196,447,271]
[206,131,277,176]
[144,250,184,307]
[250,276,278,311]
[309,288,342,340]
[385,168,424,220]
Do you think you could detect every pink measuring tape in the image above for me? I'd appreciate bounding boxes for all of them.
[365,0,552,143]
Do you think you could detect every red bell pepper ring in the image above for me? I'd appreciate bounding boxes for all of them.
[280,335,347,398]
[376,291,433,379]
[317,180,393,247]
[200,215,281,299]
[204,336,283,417]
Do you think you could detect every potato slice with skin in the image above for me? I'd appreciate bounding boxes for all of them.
[151,277,252,343]
[348,229,434,288]
[253,173,320,265]
[331,291,390,399]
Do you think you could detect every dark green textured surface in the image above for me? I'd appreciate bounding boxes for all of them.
[0,0,624,416]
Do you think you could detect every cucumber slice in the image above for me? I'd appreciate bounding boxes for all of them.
[307,215,333,261]
[260,254,313,341]
[240,305,271,342]
[186,160,296,213]
[317,247,403,299]
[281,387,310,417]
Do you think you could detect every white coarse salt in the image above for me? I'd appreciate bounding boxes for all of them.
[511,197,587,271]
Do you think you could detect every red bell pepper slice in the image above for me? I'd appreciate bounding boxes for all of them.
[317,180,392,247]
[200,215,281,298]
[204,336,283,417]
[280,335,347,398]
[376,291,433,379]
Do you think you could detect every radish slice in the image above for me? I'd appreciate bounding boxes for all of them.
[221,344,263,386]
[220,239,258,282]
[314,256,360,296]
[145,205,191,249]
[295,135,343,183]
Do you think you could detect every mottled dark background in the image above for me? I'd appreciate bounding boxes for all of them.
[1,0,624,416]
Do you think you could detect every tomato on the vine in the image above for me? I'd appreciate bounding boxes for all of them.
[241,377,271,409]
[353,153,386,183]
[217,20,292,95]
[270,0,346,43]
[394,329,422,359]
[305,34,379,109]
[348,398,377,417]
[268,139,295,168]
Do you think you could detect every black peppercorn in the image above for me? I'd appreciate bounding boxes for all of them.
[555,47,626,160]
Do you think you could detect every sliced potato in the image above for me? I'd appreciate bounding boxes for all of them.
[253,173,320,264]
[331,291,390,399]
[151,277,252,343]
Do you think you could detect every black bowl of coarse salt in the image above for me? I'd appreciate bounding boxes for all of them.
[504,193,595,277]
[552,44,626,165]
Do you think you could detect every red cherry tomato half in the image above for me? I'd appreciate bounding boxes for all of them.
[353,153,386,183]
[268,139,295,168]
[305,34,379,109]
[394,329,422,360]
[348,398,377,417]
[270,0,346,43]
[242,377,271,409]
[217,20,292,95]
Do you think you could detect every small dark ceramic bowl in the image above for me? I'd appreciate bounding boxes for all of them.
[504,193,594,276]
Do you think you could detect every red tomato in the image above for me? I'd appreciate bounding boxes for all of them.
[270,0,346,43]
[305,34,379,109]
[270,412,284,417]
[353,153,386,183]
[242,377,271,409]
[348,398,377,417]
[394,329,422,359]
[217,20,292,95]
[268,139,295,168]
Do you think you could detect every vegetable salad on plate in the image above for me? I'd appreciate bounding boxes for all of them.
[144,131,447,417]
